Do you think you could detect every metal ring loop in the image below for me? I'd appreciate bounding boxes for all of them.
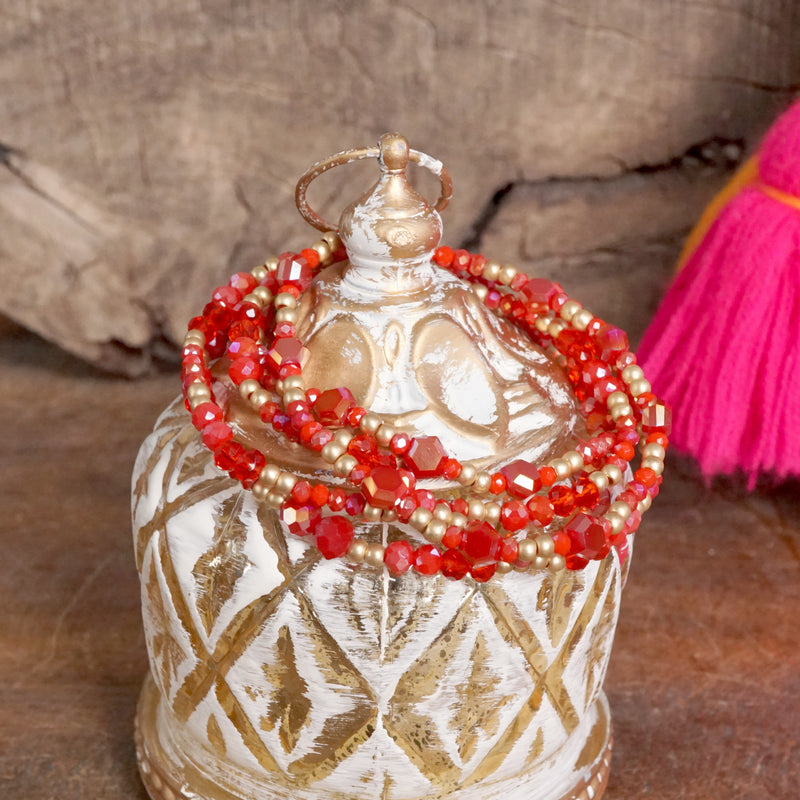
[294,144,453,233]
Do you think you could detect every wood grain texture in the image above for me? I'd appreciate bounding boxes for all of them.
[1,325,799,799]
[1,1,799,372]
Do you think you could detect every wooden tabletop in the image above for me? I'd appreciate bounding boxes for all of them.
[1,320,798,800]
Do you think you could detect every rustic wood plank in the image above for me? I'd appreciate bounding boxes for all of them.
[0,1,798,371]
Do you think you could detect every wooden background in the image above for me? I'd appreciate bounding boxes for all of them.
[2,2,800,798]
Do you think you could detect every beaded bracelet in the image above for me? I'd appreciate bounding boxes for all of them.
[181,233,669,582]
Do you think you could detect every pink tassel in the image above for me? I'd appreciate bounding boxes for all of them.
[638,187,800,487]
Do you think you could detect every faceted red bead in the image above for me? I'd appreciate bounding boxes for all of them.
[470,561,497,582]
[405,436,448,477]
[229,271,257,293]
[451,497,469,517]
[566,553,590,571]
[452,248,472,275]
[344,493,366,516]
[414,544,442,575]
[280,504,321,536]
[314,516,354,558]
[276,252,313,289]
[227,336,259,359]
[500,499,529,532]
[489,473,507,494]
[390,432,412,455]
[549,485,577,517]
[348,433,378,464]
[442,526,463,549]
[564,512,610,560]
[229,357,261,385]
[500,460,541,498]
[582,359,612,386]
[526,495,555,526]
[522,278,562,307]
[310,484,330,508]
[346,406,367,426]
[234,301,261,322]
[461,521,502,563]
[228,320,260,341]
[300,420,324,445]
[468,253,487,277]
[500,538,519,562]
[574,476,600,509]
[433,246,454,267]
[213,440,244,472]
[305,387,321,404]
[634,467,658,488]
[326,487,346,511]
[641,402,672,434]
[362,466,409,510]
[552,531,571,556]
[265,337,310,375]
[230,448,266,488]
[557,329,599,362]
[273,321,296,339]
[384,541,415,575]
[624,509,642,534]
[414,489,436,512]
[291,480,312,504]
[300,248,320,269]
[510,272,529,291]
[442,458,462,480]
[314,387,355,425]
[596,323,629,360]
[539,466,557,487]
[201,421,233,450]
[191,402,223,429]
[441,548,470,580]
[349,463,371,484]
[259,402,281,424]
[211,285,242,308]
[396,494,419,522]
[485,289,502,309]
[593,376,625,402]
[398,469,416,491]
[309,428,334,451]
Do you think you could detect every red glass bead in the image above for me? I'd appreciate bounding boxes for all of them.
[274,321,296,338]
[596,323,629,360]
[539,466,557,487]
[310,484,330,508]
[468,253,487,277]
[442,458,462,480]
[229,271,257,293]
[276,252,313,289]
[527,494,555,526]
[280,504,321,536]
[265,337,309,375]
[647,432,669,447]
[500,460,541,498]
[574,476,600,509]
[442,526,463,549]
[326,487,346,511]
[390,432,412,455]
[500,538,519,562]
[300,420,324,445]
[634,467,658,488]
[557,329,599,362]
[552,531,571,556]
[470,561,497,583]
[362,466,409,510]
[566,554,590,571]
[405,436,447,477]
[346,406,367,426]
[191,402,223,429]
[441,548,470,580]
[564,513,609,560]
[229,357,261,385]
[291,480,312,504]
[641,402,672,434]
[384,541,415,575]
[259,402,281,424]
[451,497,469,516]
[230,448,266,488]
[500,499,529,532]
[461,521,502,563]
[414,489,436,512]
[582,359,612,386]
[305,387,321,404]
[344,493,366,516]
[234,301,261,322]
[211,285,242,308]
[300,248,320,269]
[314,516,354,558]
[314,387,355,425]
[227,336,260,359]
[228,320,260,341]
[485,289,502,309]
[348,433,378,463]
[414,544,442,575]
[433,246,454,267]
[624,509,642,534]
[396,494,419,522]
[593,376,625,402]
[489,473,507,495]
[549,485,576,516]
[349,463,371,484]
[522,278,562,307]
[201,421,233,450]
[617,538,630,564]
[398,469,416,491]
[452,248,471,275]
[309,427,334,451]
[510,272,529,291]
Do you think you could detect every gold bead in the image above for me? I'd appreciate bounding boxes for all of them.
[629,378,652,397]
[382,509,398,522]
[186,383,211,403]
[548,319,567,337]
[321,231,341,249]
[274,379,284,395]
[275,307,297,324]
[265,491,284,508]
[642,442,666,460]
[571,308,593,331]
[638,494,652,512]
[602,464,623,485]
[348,540,367,562]
[274,292,297,309]
[334,454,358,477]
[485,502,501,526]
[589,470,609,491]
[549,458,571,480]
[364,543,385,567]
[283,374,303,390]
[282,388,305,404]
[606,391,629,408]
[321,442,345,463]
[518,538,538,562]
[243,292,262,306]
[467,499,485,520]
[363,504,382,521]
[409,508,433,530]
[375,424,395,447]
[276,472,297,493]
[251,481,270,501]
[251,264,268,282]
[260,464,280,486]
[622,364,644,383]
[549,553,566,572]
[313,241,332,264]
[535,534,555,558]
[559,299,582,322]
[483,260,502,281]
[609,500,632,520]
[534,315,551,333]
[606,512,626,535]
[450,512,467,529]
[610,403,633,420]
[359,413,381,434]
[458,463,477,486]
[641,456,664,475]
[563,450,584,472]
[495,560,513,574]
[249,388,270,409]
[183,330,206,346]
[265,256,279,271]
[531,554,549,571]
[473,284,489,301]
[473,471,492,493]
[498,264,517,285]
[239,378,261,399]
[333,429,353,448]
[252,285,273,305]
[424,520,446,543]
[433,503,452,523]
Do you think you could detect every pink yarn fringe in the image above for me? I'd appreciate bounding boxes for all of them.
[638,187,800,488]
